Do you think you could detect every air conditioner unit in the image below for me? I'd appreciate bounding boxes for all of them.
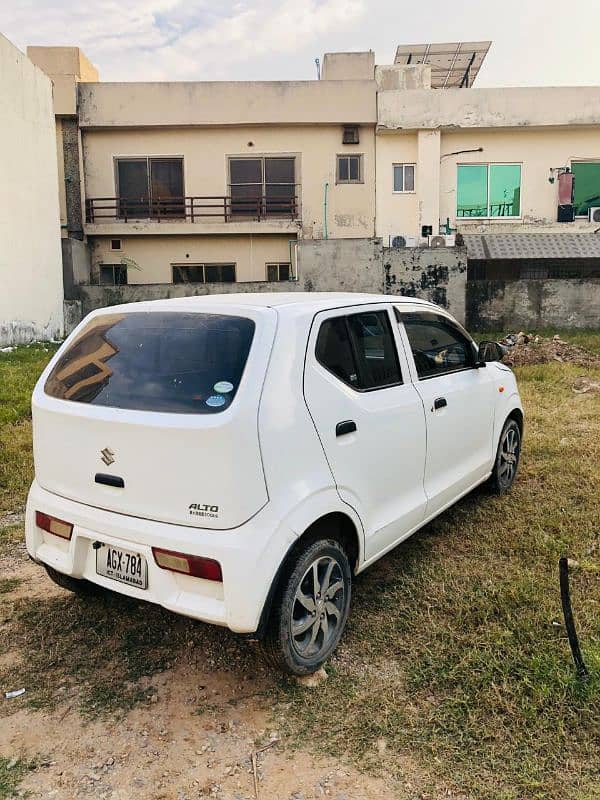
[429,234,456,248]
[589,207,600,223]
[389,234,419,249]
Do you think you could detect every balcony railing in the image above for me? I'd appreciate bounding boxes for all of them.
[85,195,300,224]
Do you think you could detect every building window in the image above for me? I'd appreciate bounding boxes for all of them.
[172,263,236,284]
[266,263,291,282]
[110,239,121,250]
[393,163,415,193]
[337,154,363,184]
[571,162,600,217]
[99,264,128,286]
[457,164,521,218]
[228,157,296,217]
[116,157,184,219]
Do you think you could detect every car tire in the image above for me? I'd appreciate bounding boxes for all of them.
[490,418,521,495]
[43,564,104,597]
[260,538,352,676]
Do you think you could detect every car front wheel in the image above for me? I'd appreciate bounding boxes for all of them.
[490,418,521,494]
[261,538,352,676]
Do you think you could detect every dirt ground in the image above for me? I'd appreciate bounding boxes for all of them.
[0,538,416,800]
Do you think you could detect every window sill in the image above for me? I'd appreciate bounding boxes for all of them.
[392,191,416,195]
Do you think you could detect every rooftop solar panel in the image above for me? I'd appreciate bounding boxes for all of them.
[394,41,492,88]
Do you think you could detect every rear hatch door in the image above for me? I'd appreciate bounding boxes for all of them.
[33,305,275,530]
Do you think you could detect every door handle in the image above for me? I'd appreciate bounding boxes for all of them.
[336,420,357,437]
[433,397,447,411]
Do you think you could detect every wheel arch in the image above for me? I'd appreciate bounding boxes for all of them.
[251,511,360,640]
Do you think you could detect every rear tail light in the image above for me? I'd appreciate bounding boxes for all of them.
[35,511,73,540]
[152,547,223,582]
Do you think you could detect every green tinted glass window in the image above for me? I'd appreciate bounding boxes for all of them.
[489,164,521,217]
[457,165,488,217]
[572,162,600,216]
[457,164,521,218]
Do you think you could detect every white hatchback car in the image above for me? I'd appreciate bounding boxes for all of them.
[26,293,523,674]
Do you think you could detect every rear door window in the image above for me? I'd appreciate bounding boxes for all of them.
[315,309,402,391]
[44,312,255,414]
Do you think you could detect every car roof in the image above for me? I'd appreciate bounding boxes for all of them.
[94,292,438,317]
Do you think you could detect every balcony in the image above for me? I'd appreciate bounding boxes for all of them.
[84,194,301,237]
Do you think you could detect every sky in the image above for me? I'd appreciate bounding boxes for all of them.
[2,0,600,86]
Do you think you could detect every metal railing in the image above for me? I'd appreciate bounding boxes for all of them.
[85,195,300,223]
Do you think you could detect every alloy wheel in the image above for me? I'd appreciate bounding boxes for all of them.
[290,556,346,659]
[499,426,520,486]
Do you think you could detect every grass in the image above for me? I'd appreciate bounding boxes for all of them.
[0,336,599,798]
[0,578,22,595]
[0,343,59,517]
[0,757,35,799]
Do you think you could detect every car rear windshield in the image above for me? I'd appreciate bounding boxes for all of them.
[44,312,255,414]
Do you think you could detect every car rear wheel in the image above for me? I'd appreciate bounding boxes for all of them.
[490,418,521,494]
[261,538,352,676]
[43,564,104,597]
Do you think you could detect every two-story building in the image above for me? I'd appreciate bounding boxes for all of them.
[30,47,377,288]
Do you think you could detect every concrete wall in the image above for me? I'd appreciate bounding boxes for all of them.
[378,86,600,132]
[82,124,376,241]
[0,34,63,345]
[27,46,98,116]
[296,238,384,293]
[89,234,295,284]
[321,52,374,81]
[467,279,600,330]
[384,246,467,324]
[78,80,376,128]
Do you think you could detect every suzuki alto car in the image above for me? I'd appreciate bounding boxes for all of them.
[26,293,523,675]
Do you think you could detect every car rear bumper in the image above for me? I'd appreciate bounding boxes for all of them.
[25,480,295,633]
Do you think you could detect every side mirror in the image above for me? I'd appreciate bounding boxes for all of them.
[478,340,506,363]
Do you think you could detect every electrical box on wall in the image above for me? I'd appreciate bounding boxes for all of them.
[557,204,575,223]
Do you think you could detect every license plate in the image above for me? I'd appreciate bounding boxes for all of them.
[96,544,148,590]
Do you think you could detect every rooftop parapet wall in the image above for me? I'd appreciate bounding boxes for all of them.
[378,86,600,131]
[78,80,377,128]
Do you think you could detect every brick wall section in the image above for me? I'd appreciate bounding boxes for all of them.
[61,118,83,239]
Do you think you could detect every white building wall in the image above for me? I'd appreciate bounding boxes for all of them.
[0,34,63,345]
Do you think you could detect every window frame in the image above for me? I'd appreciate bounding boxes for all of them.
[227,155,298,217]
[315,308,403,393]
[336,154,364,185]
[456,162,522,220]
[99,263,128,286]
[392,163,416,194]
[114,155,185,219]
[171,263,237,284]
[396,308,477,381]
[265,262,291,282]
[570,160,600,218]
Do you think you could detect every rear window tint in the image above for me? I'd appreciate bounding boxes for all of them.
[44,312,255,414]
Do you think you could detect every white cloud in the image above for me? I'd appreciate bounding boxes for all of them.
[2,0,600,85]
[1,0,366,81]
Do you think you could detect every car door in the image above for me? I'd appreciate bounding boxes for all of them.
[304,304,427,562]
[395,306,496,516]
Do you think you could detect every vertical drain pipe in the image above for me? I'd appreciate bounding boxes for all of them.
[323,182,329,240]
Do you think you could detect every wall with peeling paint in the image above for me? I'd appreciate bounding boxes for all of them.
[467,279,600,330]
[384,246,468,324]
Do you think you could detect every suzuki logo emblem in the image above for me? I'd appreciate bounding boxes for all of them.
[100,447,115,466]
